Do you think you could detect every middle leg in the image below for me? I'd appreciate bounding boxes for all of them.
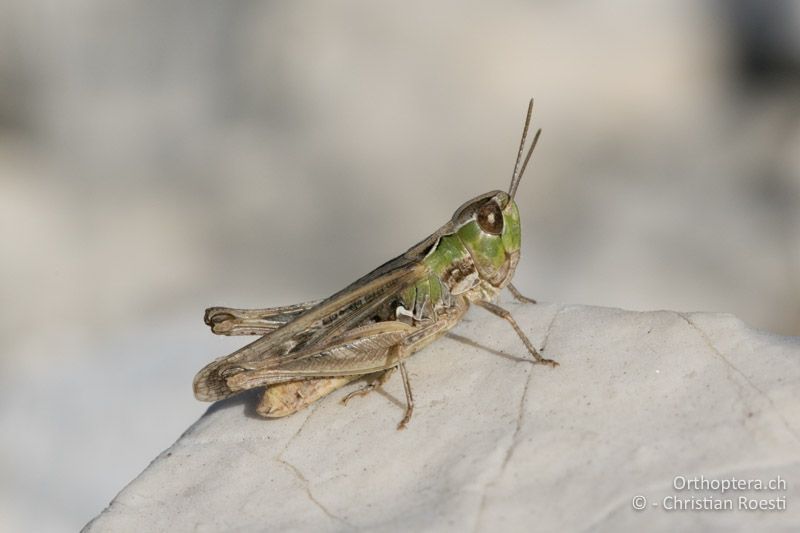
[396,362,415,430]
[341,367,397,405]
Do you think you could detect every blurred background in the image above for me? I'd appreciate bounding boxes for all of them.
[1,1,799,530]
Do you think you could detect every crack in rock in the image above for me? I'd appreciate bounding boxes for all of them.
[275,457,352,529]
[472,305,564,532]
[280,402,320,455]
[677,312,800,445]
[273,403,354,530]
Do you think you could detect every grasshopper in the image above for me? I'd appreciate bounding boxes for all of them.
[194,100,558,429]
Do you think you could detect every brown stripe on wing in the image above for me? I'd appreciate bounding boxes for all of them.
[193,216,461,402]
[193,262,427,401]
[223,296,469,394]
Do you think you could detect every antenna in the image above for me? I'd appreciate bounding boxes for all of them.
[508,99,541,199]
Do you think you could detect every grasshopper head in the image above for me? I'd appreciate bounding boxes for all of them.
[451,190,521,288]
[449,99,540,290]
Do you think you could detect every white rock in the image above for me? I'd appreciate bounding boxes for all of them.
[84,303,800,532]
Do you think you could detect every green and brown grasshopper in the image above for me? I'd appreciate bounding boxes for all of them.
[194,100,558,429]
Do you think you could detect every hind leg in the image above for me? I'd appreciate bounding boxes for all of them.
[258,376,357,417]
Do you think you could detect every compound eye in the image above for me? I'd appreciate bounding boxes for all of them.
[477,201,503,235]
